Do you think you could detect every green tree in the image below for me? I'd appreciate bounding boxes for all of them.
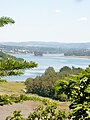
[59,66,71,72]
[55,67,90,119]
[25,67,57,98]
[6,110,25,120]
[69,69,90,120]
[0,17,37,77]
[0,16,15,27]
[0,57,37,77]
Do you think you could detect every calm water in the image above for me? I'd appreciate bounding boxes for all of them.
[3,54,90,81]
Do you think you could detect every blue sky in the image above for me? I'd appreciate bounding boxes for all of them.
[0,0,90,43]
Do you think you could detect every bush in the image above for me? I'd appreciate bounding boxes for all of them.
[0,78,7,82]
[6,110,25,120]
[0,95,12,106]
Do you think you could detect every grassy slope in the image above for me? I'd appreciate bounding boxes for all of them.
[0,81,69,113]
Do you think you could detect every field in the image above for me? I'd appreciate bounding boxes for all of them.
[0,81,25,95]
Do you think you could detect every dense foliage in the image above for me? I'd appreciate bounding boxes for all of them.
[25,66,83,100]
[55,67,90,119]
[69,69,90,119]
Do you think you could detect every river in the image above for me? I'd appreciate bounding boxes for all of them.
[3,54,90,81]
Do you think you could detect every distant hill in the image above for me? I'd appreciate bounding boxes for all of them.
[1,41,90,49]
[1,42,90,56]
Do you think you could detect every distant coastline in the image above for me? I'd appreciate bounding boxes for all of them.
[64,56,90,59]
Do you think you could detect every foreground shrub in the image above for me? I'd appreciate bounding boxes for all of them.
[0,95,12,106]
[0,93,59,106]
[6,110,25,120]
[0,94,39,106]
[0,78,7,82]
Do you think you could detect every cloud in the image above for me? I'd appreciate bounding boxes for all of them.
[76,0,83,2]
[55,10,61,13]
[78,17,88,22]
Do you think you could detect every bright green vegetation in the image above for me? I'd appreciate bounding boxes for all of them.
[0,94,43,106]
[0,78,7,82]
[25,66,83,101]
[0,51,37,77]
[0,16,15,27]
[0,93,59,106]
[0,57,37,76]
[55,68,90,119]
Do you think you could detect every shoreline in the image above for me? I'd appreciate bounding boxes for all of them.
[64,56,90,59]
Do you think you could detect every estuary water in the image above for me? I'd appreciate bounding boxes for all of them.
[3,54,90,81]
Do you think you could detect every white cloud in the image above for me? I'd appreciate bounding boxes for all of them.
[76,0,83,2]
[78,17,88,22]
[55,10,61,13]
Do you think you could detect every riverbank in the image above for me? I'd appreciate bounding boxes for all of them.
[64,56,90,59]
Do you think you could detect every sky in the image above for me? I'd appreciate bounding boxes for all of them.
[0,0,90,43]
